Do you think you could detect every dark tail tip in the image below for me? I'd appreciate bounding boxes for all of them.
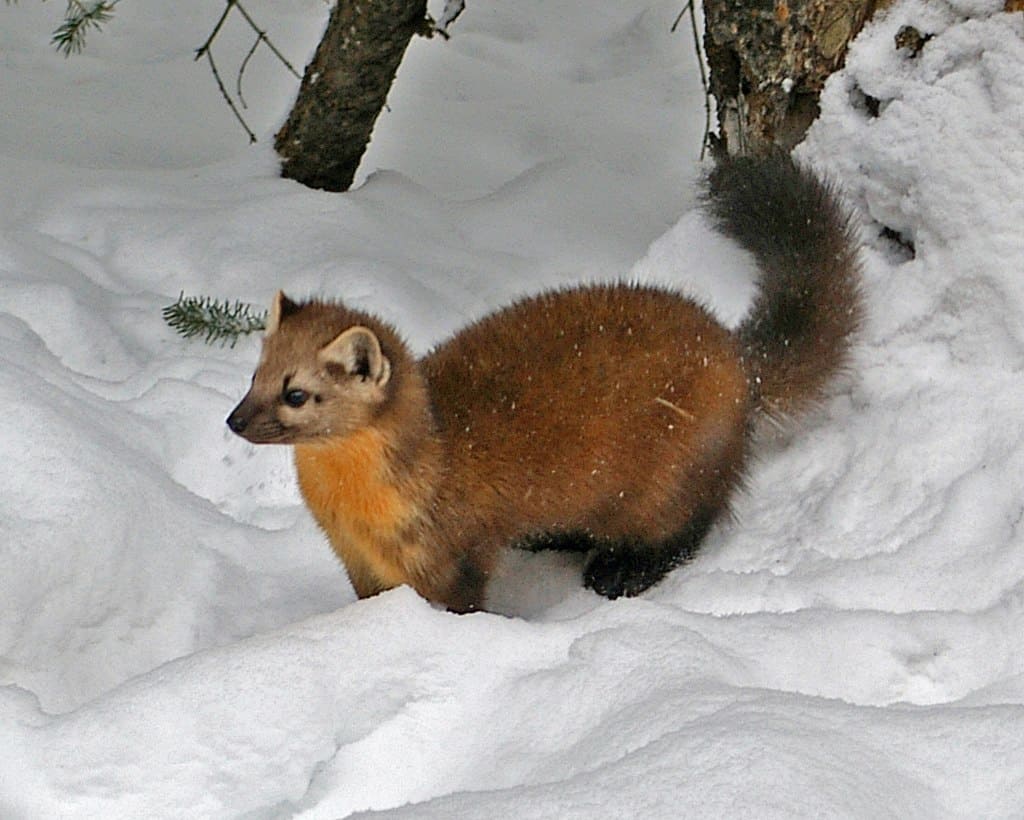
[704,152,863,417]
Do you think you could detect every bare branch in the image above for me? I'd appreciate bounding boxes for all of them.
[672,1,712,159]
[196,0,301,142]
[232,1,302,79]
[203,48,257,143]
[194,0,235,62]
[237,33,261,109]
[434,0,465,39]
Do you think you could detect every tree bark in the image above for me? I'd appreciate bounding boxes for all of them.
[703,0,882,157]
[275,0,431,192]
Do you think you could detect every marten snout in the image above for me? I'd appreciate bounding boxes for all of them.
[226,392,280,443]
[226,402,250,435]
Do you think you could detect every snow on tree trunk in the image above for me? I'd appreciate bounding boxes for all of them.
[275,0,431,192]
[703,0,883,156]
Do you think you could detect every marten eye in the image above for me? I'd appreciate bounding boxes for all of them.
[283,388,309,408]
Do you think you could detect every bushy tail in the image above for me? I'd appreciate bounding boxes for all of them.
[704,152,863,418]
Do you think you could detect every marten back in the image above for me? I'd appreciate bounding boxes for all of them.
[423,285,750,560]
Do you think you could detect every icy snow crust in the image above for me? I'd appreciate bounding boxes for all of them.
[2,0,1024,816]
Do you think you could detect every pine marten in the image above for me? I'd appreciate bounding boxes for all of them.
[227,153,862,612]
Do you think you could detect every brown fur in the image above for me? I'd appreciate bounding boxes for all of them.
[227,153,862,611]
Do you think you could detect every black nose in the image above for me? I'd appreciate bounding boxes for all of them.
[226,408,249,434]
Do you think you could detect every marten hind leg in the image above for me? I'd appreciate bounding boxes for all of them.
[583,508,717,600]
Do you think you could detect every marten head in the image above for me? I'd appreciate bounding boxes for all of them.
[226,292,399,445]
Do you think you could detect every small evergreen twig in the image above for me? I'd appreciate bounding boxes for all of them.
[53,0,119,57]
[162,293,266,348]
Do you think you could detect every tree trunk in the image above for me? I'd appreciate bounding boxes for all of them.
[703,0,882,157]
[275,0,431,192]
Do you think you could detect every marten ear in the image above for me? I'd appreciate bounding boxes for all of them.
[265,291,301,337]
[319,326,392,386]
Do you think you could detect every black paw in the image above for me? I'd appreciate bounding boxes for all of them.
[583,512,716,600]
[583,545,664,600]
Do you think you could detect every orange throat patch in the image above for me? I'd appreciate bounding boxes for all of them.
[293,428,419,588]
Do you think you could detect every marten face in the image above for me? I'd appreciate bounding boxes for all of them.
[226,292,392,445]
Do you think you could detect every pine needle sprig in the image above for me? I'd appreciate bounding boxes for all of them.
[162,293,267,348]
[52,0,119,57]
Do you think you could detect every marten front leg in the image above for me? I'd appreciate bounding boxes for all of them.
[423,553,489,613]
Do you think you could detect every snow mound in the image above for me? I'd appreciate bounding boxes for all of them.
[3,0,1024,816]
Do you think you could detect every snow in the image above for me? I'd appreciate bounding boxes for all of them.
[2,0,1024,816]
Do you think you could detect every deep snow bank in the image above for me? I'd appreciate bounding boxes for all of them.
[3,0,1024,817]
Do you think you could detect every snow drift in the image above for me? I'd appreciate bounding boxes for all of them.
[2,0,1024,816]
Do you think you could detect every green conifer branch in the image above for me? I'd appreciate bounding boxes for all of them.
[52,0,119,56]
[162,293,267,348]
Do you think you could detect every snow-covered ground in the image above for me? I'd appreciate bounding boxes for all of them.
[2,0,1024,816]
